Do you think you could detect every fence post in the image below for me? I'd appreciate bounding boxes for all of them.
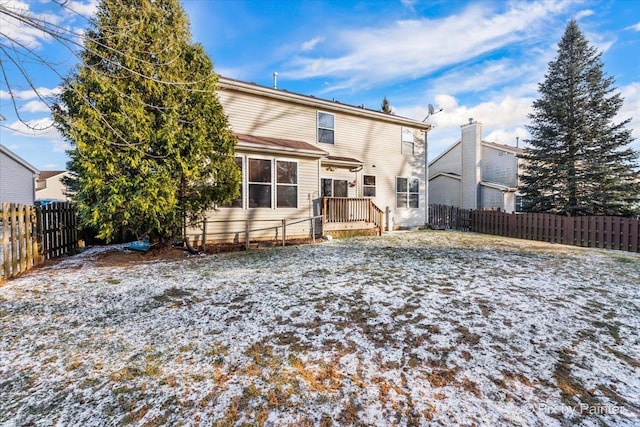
[282,219,286,246]
[245,220,250,251]
[2,203,10,280]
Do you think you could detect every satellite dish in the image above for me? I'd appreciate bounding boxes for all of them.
[422,103,442,122]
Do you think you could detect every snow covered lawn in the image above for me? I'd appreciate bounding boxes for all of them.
[1,231,639,426]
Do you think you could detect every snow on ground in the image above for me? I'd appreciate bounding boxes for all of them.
[0,231,639,426]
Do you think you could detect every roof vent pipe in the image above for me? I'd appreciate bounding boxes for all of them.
[273,72,278,89]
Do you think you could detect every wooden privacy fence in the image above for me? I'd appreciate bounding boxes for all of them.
[429,204,472,231]
[1,203,38,281]
[471,210,640,253]
[38,202,79,260]
[1,202,78,282]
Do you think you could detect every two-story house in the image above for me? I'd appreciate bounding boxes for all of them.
[428,119,524,213]
[194,76,432,243]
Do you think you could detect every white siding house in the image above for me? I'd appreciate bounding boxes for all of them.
[0,144,39,205]
[428,120,523,212]
[194,76,432,242]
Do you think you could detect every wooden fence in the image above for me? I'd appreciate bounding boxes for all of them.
[1,203,39,281]
[1,202,78,282]
[471,210,639,253]
[427,205,639,253]
[429,204,472,231]
[37,202,79,260]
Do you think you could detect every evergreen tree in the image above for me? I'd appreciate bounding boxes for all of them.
[381,96,392,114]
[54,0,240,242]
[519,19,639,217]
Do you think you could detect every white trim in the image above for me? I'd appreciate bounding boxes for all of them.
[395,176,420,209]
[479,181,517,192]
[276,159,299,209]
[429,172,462,181]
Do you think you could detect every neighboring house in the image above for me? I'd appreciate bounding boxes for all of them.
[36,170,73,201]
[0,144,39,205]
[196,76,432,242]
[428,119,524,212]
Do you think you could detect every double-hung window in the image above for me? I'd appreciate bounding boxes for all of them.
[317,112,335,144]
[248,158,272,208]
[402,127,415,155]
[396,177,419,208]
[363,175,376,197]
[276,160,298,208]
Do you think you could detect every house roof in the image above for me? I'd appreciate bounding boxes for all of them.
[218,76,432,132]
[236,134,328,158]
[323,155,364,167]
[429,172,461,181]
[482,140,524,154]
[38,170,66,180]
[0,144,39,174]
[429,140,461,166]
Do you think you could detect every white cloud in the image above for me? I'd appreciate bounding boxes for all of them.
[282,0,572,88]
[574,9,594,20]
[65,0,99,17]
[0,0,96,50]
[22,99,51,113]
[617,82,640,153]
[396,93,535,158]
[625,22,640,31]
[0,86,60,100]
[300,37,324,52]
[5,117,58,137]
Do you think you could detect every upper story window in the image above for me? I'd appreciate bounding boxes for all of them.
[317,112,335,144]
[276,160,298,208]
[402,127,415,155]
[396,177,419,208]
[248,158,272,208]
[363,175,376,197]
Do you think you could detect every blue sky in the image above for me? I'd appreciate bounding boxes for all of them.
[1,0,639,171]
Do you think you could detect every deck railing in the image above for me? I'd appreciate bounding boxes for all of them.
[322,197,385,236]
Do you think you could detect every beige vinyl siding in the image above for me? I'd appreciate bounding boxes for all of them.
[191,153,320,243]
[218,90,316,143]
[316,114,425,228]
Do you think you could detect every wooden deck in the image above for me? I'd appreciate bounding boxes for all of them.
[322,197,384,236]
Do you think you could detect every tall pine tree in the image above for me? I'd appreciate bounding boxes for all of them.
[519,20,639,217]
[54,0,240,242]
[381,96,392,114]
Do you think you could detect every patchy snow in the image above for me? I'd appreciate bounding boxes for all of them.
[1,231,639,426]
